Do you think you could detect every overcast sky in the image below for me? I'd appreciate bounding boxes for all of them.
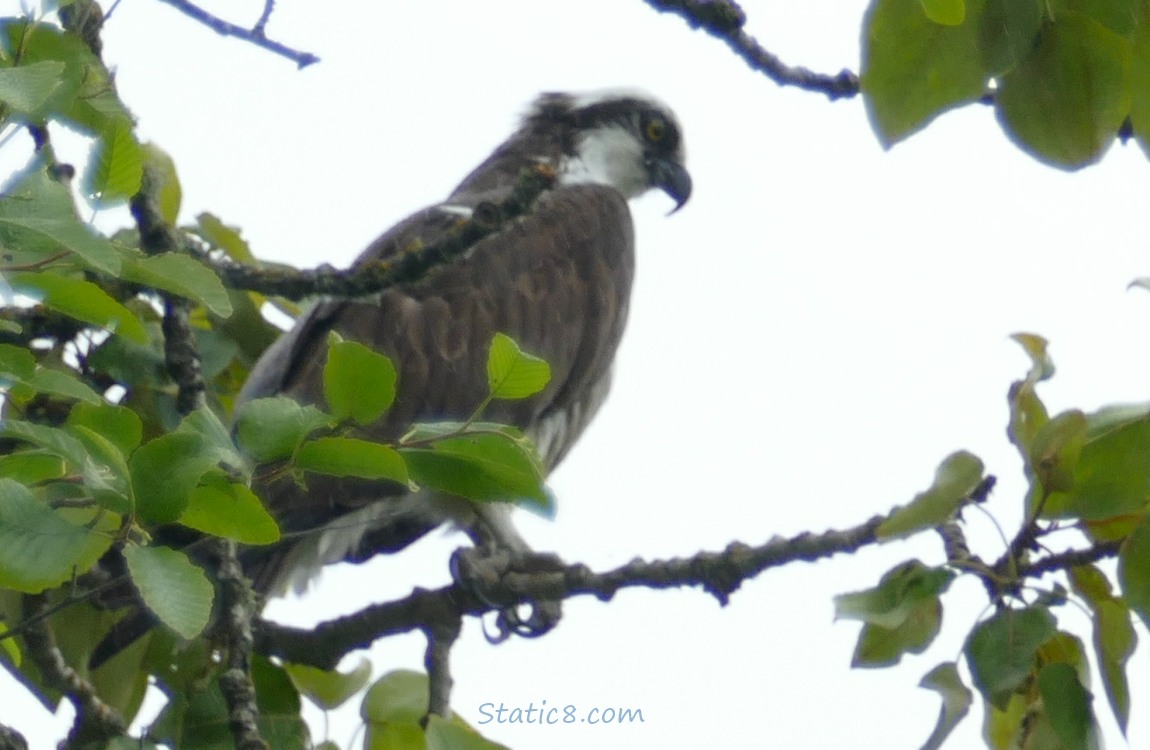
[4,0,1150,747]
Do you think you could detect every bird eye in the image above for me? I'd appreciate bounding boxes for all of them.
[644,117,666,143]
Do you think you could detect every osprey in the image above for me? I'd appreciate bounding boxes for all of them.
[238,88,691,598]
[91,90,689,665]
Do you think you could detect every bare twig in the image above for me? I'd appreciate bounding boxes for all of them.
[255,514,886,669]
[642,0,859,99]
[1017,539,1124,578]
[253,0,275,36]
[158,0,319,68]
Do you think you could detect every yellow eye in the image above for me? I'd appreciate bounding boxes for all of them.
[645,118,666,143]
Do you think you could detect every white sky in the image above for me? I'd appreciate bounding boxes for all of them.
[3,0,1149,747]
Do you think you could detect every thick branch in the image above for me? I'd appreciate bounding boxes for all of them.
[643,0,858,99]
[157,0,319,68]
[255,514,885,669]
[21,595,127,746]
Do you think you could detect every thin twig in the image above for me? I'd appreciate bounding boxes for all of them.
[1017,539,1123,578]
[158,0,319,68]
[253,0,275,36]
[642,0,858,99]
[423,615,462,720]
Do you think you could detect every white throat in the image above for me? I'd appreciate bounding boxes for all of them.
[558,125,648,199]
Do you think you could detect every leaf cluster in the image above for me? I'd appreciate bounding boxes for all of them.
[862,0,1150,168]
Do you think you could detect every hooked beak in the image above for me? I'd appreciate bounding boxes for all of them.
[647,156,692,214]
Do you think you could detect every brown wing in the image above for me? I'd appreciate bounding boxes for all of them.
[241,184,634,561]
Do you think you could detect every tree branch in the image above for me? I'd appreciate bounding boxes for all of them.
[157,0,319,68]
[212,540,270,750]
[188,166,556,301]
[0,724,28,750]
[255,514,885,669]
[130,166,207,413]
[1017,539,1124,578]
[423,615,462,720]
[642,0,859,99]
[21,595,127,747]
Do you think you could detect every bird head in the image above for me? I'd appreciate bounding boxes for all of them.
[530,89,692,212]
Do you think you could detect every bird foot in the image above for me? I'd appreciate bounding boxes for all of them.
[450,546,564,642]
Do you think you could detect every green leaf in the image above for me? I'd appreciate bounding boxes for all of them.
[0,166,119,274]
[1011,332,1055,383]
[1049,0,1145,35]
[0,343,100,404]
[852,596,943,667]
[0,477,117,593]
[1129,18,1150,157]
[285,658,372,710]
[121,252,232,318]
[26,366,101,404]
[69,424,134,511]
[978,0,1044,76]
[965,606,1056,709]
[835,560,953,667]
[66,401,143,456]
[402,431,551,510]
[141,143,183,224]
[862,0,988,145]
[0,60,71,117]
[995,12,1132,169]
[1036,662,1101,750]
[179,406,246,474]
[1046,404,1150,519]
[920,0,965,25]
[361,670,428,724]
[84,117,144,206]
[2,419,131,510]
[1027,409,1087,502]
[235,397,332,463]
[129,432,221,524]
[0,451,66,484]
[919,662,973,750]
[0,617,21,667]
[835,560,955,627]
[122,544,213,640]
[296,437,410,484]
[1118,515,1150,631]
[486,332,551,399]
[193,212,256,263]
[0,343,35,381]
[1093,598,1135,732]
[426,716,509,750]
[11,271,148,344]
[323,338,397,425]
[877,451,984,539]
[179,472,280,545]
